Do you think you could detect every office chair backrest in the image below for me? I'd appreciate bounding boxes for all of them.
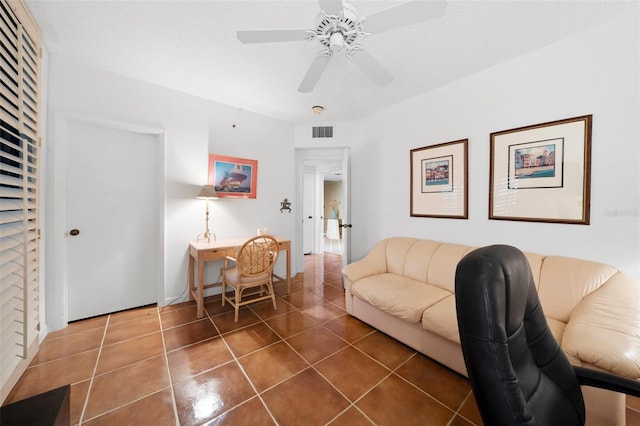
[455,244,585,426]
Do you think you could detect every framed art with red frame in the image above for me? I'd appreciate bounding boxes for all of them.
[208,154,258,198]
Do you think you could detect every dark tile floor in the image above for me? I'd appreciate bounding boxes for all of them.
[4,253,640,425]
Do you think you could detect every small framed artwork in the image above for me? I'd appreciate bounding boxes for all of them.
[410,139,468,219]
[208,154,258,198]
[489,115,592,224]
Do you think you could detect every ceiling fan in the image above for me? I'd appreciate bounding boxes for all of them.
[237,0,447,93]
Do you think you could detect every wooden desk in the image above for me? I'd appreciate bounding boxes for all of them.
[188,237,291,318]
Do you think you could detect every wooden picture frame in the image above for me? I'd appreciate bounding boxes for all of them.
[489,115,592,224]
[410,139,468,219]
[208,154,258,198]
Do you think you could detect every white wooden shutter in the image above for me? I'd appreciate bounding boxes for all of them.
[0,0,41,403]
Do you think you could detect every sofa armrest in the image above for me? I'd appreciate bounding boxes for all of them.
[562,272,640,379]
[341,240,388,283]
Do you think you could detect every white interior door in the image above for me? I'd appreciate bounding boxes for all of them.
[303,172,315,254]
[340,148,351,267]
[66,122,161,321]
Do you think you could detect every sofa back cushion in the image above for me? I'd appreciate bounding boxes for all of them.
[523,252,545,291]
[385,237,420,276]
[403,240,442,283]
[537,256,617,322]
[428,243,474,293]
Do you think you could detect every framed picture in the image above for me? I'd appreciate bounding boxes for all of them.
[489,115,592,224]
[208,154,258,198]
[410,139,468,219]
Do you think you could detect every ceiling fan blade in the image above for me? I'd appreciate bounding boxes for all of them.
[298,53,332,93]
[318,0,343,16]
[237,29,309,44]
[363,0,447,35]
[349,49,394,86]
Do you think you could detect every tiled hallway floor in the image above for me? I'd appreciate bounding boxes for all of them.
[5,253,640,425]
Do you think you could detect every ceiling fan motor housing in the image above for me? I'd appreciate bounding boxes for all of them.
[315,4,363,50]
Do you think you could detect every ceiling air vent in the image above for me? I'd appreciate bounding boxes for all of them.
[312,126,333,138]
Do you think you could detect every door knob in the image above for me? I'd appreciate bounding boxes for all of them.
[341,224,353,228]
[308,216,313,219]
[69,229,80,236]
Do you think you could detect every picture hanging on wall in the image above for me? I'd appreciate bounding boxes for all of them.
[410,139,468,219]
[208,154,258,198]
[489,114,592,224]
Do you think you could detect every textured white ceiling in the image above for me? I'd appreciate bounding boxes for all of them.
[26,0,634,123]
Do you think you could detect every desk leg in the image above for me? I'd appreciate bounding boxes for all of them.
[188,254,194,301]
[197,257,204,318]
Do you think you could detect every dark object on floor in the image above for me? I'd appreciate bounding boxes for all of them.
[1,384,70,426]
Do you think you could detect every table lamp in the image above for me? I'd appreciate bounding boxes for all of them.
[196,184,218,243]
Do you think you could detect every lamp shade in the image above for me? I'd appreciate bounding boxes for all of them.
[197,185,219,199]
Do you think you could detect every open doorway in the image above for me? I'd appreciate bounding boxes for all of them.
[295,148,350,274]
[323,177,343,255]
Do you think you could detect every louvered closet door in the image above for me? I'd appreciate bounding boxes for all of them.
[0,0,41,402]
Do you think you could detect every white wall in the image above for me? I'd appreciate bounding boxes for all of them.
[44,54,296,330]
[347,13,640,280]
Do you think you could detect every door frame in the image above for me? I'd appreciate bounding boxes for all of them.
[45,111,166,331]
[294,147,350,272]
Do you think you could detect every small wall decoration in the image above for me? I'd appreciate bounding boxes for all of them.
[280,198,291,213]
[208,154,258,198]
[410,139,468,219]
[489,115,592,224]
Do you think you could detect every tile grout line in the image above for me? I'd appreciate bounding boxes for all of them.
[390,364,459,418]
[257,302,368,425]
[360,344,463,422]
[310,320,409,425]
[449,391,479,426]
[78,313,177,423]
[213,285,351,423]
[77,314,111,425]
[157,306,181,426]
[83,306,179,426]
[206,300,281,425]
[350,338,476,425]
[245,296,331,422]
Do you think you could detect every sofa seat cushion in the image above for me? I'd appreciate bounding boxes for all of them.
[351,273,450,323]
[422,295,460,344]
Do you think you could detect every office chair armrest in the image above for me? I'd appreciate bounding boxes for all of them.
[574,365,640,397]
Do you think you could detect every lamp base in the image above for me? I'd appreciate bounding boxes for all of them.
[196,232,216,243]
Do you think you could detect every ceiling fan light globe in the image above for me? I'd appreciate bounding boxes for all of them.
[329,32,344,52]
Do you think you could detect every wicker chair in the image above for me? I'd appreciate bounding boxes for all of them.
[221,235,280,322]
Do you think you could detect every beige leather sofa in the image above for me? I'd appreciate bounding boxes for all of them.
[342,237,640,426]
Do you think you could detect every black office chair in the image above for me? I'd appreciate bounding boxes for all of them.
[454,244,640,426]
